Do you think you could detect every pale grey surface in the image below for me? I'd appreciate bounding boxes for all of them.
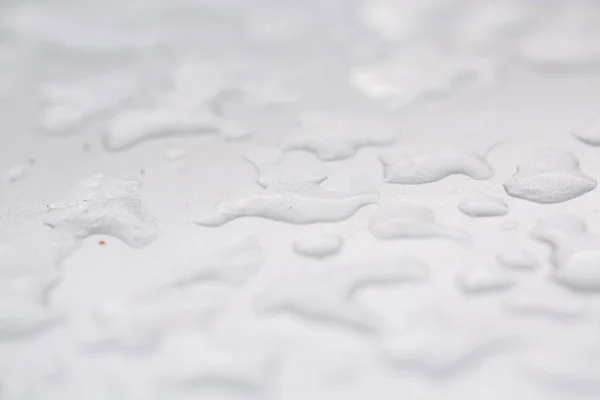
[1,1,600,399]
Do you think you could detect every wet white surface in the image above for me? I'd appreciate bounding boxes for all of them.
[1,0,600,399]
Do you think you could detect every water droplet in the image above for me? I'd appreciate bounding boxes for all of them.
[245,146,327,189]
[164,148,187,161]
[520,343,600,394]
[45,174,158,248]
[293,234,343,259]
[532,214,600,291]
[196,189,377,227]
[456,265,515,294]
[518,5,600,68]
[357,0,447,42]
[574,117,600,146]
[82,290,225,352]
[505,282,585,321]
[0,303,62,340]
[102,109,237,152]
[457,195,509,217]
[350,46,494,109]
[369,205,471,245]
[381,309,517,377]
[380,147,494,184]
[165,237,264,287]
[39,72,136,133]
[152,331,278,394]
[504,151,596,203]
[255,255,427,331]
[500,219,519,231]
[283,111,396,161]
[496,249,538,271]
[4,165,27,183]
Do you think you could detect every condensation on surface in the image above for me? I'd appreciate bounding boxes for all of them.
[2,0,600,399]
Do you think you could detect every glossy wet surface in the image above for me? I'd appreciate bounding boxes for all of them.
[1,0,600,399]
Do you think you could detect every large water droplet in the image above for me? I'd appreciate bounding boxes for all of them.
[102,109,244,152]
[164,237,265,288]
[532,214,600,291]
[574,117,600,146]
[504,282,585,321]
[39,72,136,133]
[45,174,158,248]
[350,46,494,109]
[151,331,278,394]
[380,147,494,184]
[245,146,327,189]
[196,188,378,226]
[255,255,427,331]
[381,308,517,377]
[4,165,28,183]
[283,111,396,161]
[369,205,471,245]
[504,151,596,203]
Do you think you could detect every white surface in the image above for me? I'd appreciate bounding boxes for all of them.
[1,0,600,399]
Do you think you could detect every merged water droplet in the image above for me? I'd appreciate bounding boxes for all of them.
[39,72,136,133]
[496,249,538,271]
[457,195,509,217]
[380,147,494,184]
[504,151,596,203]
[164,237,265,287]
[369,205,471,245]
[4,165,28,183]
[532,214,600,291]
[151,331,278,395]
[0,230,76,341]
[245,146,327,189]
[164,147,187,161]
[255,255,428,331]
[0,303,62,340]
[504,282,585,321]
[357,0,450,42]
[381,308,517,377]
[350,46,494,109]
[574,117,600,146]
[518,5,600,68]
[45,174,158,248]
[82,290,226,353]
[283,111,396,161]
[293,234,344,259]
[456,265,515,294]
[519,342,600,394]
[103,109,243,152]
[196,188,378,227]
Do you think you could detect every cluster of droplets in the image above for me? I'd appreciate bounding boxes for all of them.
[2,0,600,399]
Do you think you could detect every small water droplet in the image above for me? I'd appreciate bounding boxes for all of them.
[458,195,509,217]
[5,165,27,183]
[293,234,344,259]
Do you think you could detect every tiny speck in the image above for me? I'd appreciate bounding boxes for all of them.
[28,158,36,165]
[83,143,92,152]
[99,240,106,246]
[140,169,145,175]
